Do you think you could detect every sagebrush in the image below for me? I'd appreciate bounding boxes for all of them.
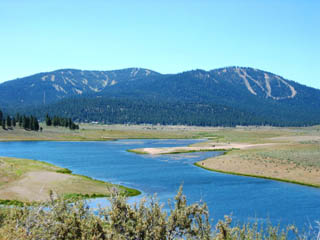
[0,187,318,240]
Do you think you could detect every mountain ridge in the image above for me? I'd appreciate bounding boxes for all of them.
[1,66,320,127]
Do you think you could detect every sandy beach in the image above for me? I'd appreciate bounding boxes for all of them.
[130,143,276,155]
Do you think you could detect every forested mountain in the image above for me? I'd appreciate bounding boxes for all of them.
[0,68,160,107]
[1,66,320,126]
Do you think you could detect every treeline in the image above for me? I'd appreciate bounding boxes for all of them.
[0,110,40,131]
[28,97,271,127]
[0,109,79,131]
[28,93,320,127]
[45,114,79,130]
[7,91,320,128]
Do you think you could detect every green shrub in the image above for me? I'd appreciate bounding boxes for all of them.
[56,168,73,174]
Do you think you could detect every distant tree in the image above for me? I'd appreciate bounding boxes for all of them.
[68,118,72,128]
[6,116,11,128]
[34,117,39,131]
[15,113,20,122]
[19,116,23,127]
[53,116,59,127]
[0,110,3,126]
[45,114,78,130]
[23,116,29,130]
[2,119,6,129]
[46,114,52,126]
[12,117,16,127]
[30,116,35,130]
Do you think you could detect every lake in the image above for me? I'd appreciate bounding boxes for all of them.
[0,139,319,230]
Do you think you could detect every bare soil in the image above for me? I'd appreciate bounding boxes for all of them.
[0,171,73,202]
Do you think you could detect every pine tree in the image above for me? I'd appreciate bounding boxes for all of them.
[0,110,3,126]
[46,114,52,126]
[53,116,59,127]
[2,119,5,129]
[12,117,16,127]
[34,117,39,131]
[23,116,28,130]
[29,116,34,130]
[15,113,20,124]
[6,116,11,128]
[19,116,23,127]
[68,118,72,128]
[30,116,34,130]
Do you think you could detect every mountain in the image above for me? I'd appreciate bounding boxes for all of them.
[1,67,320,126]
[0,68,160,107]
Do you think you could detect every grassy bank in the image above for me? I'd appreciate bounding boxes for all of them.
[194,162,320,188]
[0,156,140,205]
[197,142,320,187]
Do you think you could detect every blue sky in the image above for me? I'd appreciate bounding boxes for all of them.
[1,0,319,89]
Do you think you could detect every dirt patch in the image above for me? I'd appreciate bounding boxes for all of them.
[0,171,74,202]
[268,135,320,143]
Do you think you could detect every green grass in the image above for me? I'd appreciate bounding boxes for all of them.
[63,193,110,201]
[118,185,141,197]
[0,199,26,207]
[127,149,148,154]
[57,184,141,201]
[56,168,73,174]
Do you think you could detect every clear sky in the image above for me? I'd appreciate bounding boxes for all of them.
[1,0,319,89]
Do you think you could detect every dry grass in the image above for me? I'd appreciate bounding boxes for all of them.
[0,123,199,141]
[199,142,320,187]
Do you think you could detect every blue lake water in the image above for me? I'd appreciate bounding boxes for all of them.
[0,139,319,230]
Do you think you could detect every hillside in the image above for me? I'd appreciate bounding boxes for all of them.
[1,67,320,126]
[0,68,160,107]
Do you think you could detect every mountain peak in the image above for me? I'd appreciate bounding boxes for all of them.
[207,66,298,100]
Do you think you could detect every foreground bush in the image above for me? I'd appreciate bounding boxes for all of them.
[0,187,318,239]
